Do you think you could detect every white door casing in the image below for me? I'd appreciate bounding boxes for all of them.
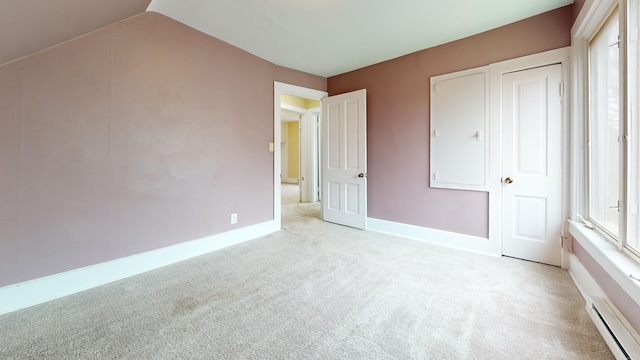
[321,89,367,229]
[501,64,563,266]
[274,82,328,231]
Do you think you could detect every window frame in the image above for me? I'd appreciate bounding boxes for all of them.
[586,4,623,245]
[569,0,640,324]
[575,0,640,260]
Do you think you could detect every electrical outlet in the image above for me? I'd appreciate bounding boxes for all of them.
[230,213,238,224]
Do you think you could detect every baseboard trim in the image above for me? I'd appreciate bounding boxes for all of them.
[569,253,640,359]
[282,178,299,184]
[366,218,499,256]
[568,253,603,303]
[0,220,278,316]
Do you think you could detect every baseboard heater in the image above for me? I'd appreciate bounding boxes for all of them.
[588,297,640,360]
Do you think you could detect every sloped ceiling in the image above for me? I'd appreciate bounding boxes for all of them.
[0,0,151,66]
[148,0,574,77]
[2,0,574,76]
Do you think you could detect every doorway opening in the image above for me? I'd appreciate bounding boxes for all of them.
[274,82,327,230]
[280,96,320,201]
[280,97,321,227]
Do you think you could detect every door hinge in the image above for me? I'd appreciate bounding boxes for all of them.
[560,235,569,248]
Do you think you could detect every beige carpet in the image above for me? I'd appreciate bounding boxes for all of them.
[0,184,613,359]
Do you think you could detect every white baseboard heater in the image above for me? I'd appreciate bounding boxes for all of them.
[588,297,640,360]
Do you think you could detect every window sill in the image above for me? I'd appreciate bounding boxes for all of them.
[568,220,640,308]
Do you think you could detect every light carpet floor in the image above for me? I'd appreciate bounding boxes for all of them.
[0,184,613,359]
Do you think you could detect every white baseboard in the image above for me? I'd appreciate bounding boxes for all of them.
[366,218,499,256]
[568,253,604,303]
[0,220,278,316]
[569,253,640,359]
[282,178,299,184]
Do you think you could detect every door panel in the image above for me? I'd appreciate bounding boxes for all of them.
[515,81,548,175]
[346,100,361,170]
[513,196,547,242]
[346,184,360,213]
[502,64,562,266]
[327,103,340,169]
[321,89,367,229]
[328,182,340,211]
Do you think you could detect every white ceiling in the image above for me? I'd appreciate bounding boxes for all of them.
[147,0,573,77]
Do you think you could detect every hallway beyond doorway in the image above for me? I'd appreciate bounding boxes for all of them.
[281,183,320,228]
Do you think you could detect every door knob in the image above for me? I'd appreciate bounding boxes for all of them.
[504,177,514,184]
[358,173,366,178]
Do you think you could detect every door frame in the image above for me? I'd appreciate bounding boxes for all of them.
[488,47,571,268]
[274,82,328,230]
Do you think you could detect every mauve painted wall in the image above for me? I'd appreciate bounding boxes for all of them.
[328,6,573,238]
[572,241,640,332]
[573,0,586,22]
[0,12,325,287]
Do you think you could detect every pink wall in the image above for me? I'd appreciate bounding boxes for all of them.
[573,0,586,22]
[0,12,325,287]
[572,241,640,332]
[328,6,573,238]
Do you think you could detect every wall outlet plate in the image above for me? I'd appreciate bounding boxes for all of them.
[231,213,238,224]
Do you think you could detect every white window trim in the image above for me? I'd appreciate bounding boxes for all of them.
[570,221,640,307]
[570,0,640,306]
[586,4,624,243]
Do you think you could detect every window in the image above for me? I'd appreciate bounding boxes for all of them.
[586,1,640,257]
[629,0,640,253]
[588,6,620,239]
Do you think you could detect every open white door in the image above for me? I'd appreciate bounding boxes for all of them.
[501,64,562,266]
[300,112,319,203]
[321,89,367,229]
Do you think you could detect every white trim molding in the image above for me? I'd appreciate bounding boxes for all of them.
[367,218,499,257]
[280,103,307,114]
[0,220,278,316]
[569,220,640,308]
[430,66,490,192]
[572,0,618,39]
[569,0,618,224]
[569,253,640,359]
